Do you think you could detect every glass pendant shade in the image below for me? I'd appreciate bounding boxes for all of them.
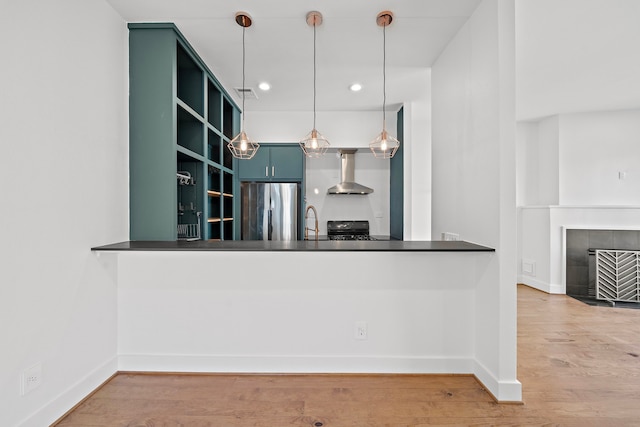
[300,128,330,158]
[228,131,259,160]
[370,128,399,159]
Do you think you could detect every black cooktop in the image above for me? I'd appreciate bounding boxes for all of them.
[327,220,371,240]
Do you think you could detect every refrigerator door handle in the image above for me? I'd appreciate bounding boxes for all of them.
[267,209,273,240]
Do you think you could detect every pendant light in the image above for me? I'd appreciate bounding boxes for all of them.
[299,11,330,158]
[370,11,400,159]
[228,12,260,160]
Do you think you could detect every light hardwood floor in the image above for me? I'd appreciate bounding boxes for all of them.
[55,285,640,426]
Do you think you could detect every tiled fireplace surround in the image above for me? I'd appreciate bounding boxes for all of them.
[566,229,640,298]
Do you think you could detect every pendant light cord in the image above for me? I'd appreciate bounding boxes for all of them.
[241,24,246,132]
[382,22,386,131]
[313,21,317,130]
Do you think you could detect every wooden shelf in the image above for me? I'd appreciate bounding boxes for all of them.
[208,190,233,198]
[208,217,232,223]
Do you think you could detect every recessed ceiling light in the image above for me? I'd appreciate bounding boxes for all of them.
[258,82,271,91]
[349,83,362,92]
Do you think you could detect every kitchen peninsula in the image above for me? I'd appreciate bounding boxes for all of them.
[91,239,519,402]
[93,239,493,252]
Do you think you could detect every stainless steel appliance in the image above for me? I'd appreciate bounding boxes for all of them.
[241,182,300,240]
[327,220,374,240]
[327,149,374,195]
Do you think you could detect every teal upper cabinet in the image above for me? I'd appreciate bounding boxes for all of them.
[270,146,304,180]
[129,23,239,241]
[236,147,270,181]
[237,144,304,181]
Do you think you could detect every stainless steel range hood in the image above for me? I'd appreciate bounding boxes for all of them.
[327,149,373,195]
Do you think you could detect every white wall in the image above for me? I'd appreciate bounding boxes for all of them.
[516,117,560,206]
[558,110,640,205]
[536,115,560,205]
[519,110,640,207]
[0,1,128,425]
[517,116,558,206]
[116,251,483,377]
[405,90,432,240]
[515,0,640,121]
[305,151,390,236]
[247,110,394,148]
[518,207,551,291]
[432,0,520,401]
[515,122,534,207]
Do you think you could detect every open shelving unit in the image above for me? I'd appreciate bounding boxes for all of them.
[129,23,239,241]
[206,166,235,240]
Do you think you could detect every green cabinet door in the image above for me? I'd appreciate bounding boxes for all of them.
[270,145,303,180]
[237,144,303,181]
[236,147,270,180]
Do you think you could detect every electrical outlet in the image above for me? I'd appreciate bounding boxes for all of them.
[355,321,368,340]
[442,232,460,241]
[21,363,42,395]
[522,259,536,277]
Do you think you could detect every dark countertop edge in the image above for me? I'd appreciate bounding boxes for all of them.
[91,240,495,253]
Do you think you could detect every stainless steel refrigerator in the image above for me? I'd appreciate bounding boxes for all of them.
[241,182,300,240]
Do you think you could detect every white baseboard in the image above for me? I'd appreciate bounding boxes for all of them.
[548,283,564,294]
[17,353,519,425]
[18,356,118,427]
[118,353,475,375]
[473,359,522,402]
[119,354,518,402]
[518,275,565,294]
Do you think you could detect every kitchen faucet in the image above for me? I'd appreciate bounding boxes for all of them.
[304,205,319,241]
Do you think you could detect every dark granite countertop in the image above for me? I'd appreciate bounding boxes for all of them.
[92,240,495,252]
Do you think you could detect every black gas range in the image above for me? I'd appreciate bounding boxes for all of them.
[327,220,376,241]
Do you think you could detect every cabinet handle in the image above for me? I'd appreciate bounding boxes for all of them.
[272,166,275,176]
[265,166,268,177]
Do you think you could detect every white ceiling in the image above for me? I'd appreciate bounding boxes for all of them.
[105,0,640,120]
[105,0,481,112]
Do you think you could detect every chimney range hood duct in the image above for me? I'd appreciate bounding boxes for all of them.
[327,149,373,195]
